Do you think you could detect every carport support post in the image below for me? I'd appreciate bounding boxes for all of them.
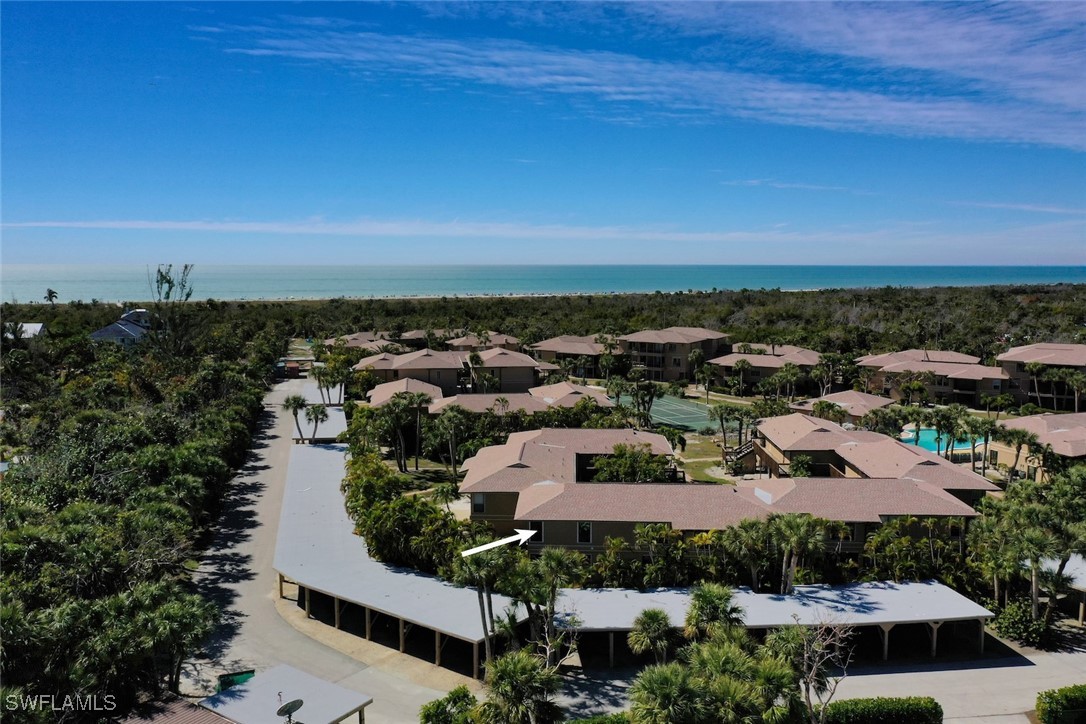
[473,642,480,680]
[277,572,284,599]
[365,607,372,640]
[979,618,987,653]
[334,598,342,630]
[877,623,894,661]
[399,618,406,653]
[1079,592,1085,626]
[434,631,442,667]
[609,632,615,668]
[304,586,311,618]
[927,621,942,657]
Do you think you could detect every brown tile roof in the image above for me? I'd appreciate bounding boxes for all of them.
[711,348,821,370]
[531,335,623,356]
[856,349,981,367]
[399,328,462,341]
[620,327,728,344]
[997,343,1086,367]
[515,480,770,530]
[789,391,895,418]
[746,478,978,522]
[758,414,997,492]
[515,475,976,530]
[118,697,230,724]
[878,360,1008,381]
[354,348,466,371]
[472,347,546,368]
[460,428,673,493]
[430,393,551,415]
[324,331,389,346]
[366,378,444,406]
[757,414,884,451]
[529,382,615,408]
[447,331,520,347]
[1001,413,1086,458]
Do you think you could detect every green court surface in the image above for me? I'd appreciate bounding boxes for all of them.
[623,394,721,431]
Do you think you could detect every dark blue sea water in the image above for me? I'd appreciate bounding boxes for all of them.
[2,265,1084,303]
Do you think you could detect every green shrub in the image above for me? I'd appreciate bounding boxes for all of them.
[570,715,630,724]
[823,696,943,724]
[990,598,1049,647]
[1036,684,1086,724]
[419,685,478,724]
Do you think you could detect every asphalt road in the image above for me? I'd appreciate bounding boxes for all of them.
[187,379,444,723]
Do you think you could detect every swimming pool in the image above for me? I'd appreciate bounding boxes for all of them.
[900,427,978,453]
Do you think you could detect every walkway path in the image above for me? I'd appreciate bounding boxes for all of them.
[186,379,445,723]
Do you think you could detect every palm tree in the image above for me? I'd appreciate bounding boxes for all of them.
[973,416,999,477]
[732,358,752,397]
[403,391,433,471]
[282,394,308,440]
[466,351,485,392]
[433,405,469,478]
[695,364,714,403]
[1025,361,1046,407]
[995,426,1039,484]
[310,364,330,404]
[778,362,801,402]
[628,608,675,664]
[477,650,562,724]
[629,662,706,724]
[382,394,413,472]
[303,403,328,444]
[430,482,461,513]
[811,401,846,424]
[905,406,931,446]
[452,539,505,664]
[772,513,825,594]
[683,582,744,641]
[44,288,58,305]
[723,519,769,591]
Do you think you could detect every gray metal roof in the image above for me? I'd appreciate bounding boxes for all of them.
[200,665,371,724]
[557,580,993,632]
[273,444,524,643]
[1046,554,1086,592]
[290,406,347,441]
[301,381,344,406]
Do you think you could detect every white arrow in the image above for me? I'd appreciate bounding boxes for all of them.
[460,529,538,558]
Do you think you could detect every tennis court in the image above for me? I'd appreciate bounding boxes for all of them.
[623,394,721,431]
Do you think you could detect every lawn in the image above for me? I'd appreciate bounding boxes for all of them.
[680,434,724,459]
[680,458,734,484]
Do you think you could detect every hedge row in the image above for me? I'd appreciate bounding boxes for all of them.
[1037,684,1086,724]
[823,696,943,723]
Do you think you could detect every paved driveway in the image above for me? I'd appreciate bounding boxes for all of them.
[187,379,444,723]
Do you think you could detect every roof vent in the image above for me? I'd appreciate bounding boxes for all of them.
[753,487,774,504]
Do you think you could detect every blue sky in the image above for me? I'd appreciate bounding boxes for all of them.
[2,1,1084,265]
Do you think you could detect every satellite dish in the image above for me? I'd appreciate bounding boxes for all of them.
[276,699,304,722]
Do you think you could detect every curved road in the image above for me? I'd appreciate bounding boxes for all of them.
[188,379,443,723]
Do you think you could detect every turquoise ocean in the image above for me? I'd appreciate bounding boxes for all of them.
[2,265,1085,304]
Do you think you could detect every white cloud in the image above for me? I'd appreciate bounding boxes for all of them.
[950,201,1086,215]
[206,14,1085,150]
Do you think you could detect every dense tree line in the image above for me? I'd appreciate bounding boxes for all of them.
[1,272,283,715]
[6,283,1084,363]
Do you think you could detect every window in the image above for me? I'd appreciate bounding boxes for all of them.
[577,521,592,544]
[989,450,998,466]
[673,357,681,367]
[471,493,485,514]
[528,521,544,543]
[1027,465,1038,481]
[992,380,1002,390]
